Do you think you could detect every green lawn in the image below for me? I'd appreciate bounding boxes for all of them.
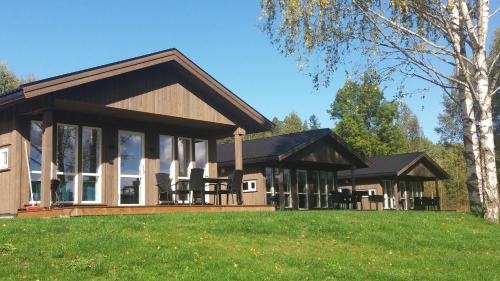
[0,211,499,281]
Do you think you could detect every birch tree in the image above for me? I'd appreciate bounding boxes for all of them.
[260,0,500,222]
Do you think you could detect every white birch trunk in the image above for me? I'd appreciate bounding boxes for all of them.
[449,0,483,211]
[460,88,485,209]
[475,49,499,222]
[473,0,499,222]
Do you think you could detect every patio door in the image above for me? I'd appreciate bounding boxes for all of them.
[118,131,145,205]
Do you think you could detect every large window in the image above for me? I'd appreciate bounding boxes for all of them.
[399,181,408,210]
[159,135,173,174]
[265,167,274,205]
[57,124,78,203]
[319,171,328,208]
[408,181,423,209]
[29,121,42,203]
[81,127,101,203]
[177,138,192,178]
[312,171,320,208]
[195,139,208,175]
[297,170,308,209]
[283,169,292,208]
[177,137,192,202]
[327,172,335,207]
[382,180,394,209]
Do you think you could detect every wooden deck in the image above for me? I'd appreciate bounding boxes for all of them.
[16,205,275,218]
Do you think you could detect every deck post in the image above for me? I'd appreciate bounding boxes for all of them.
[40,110,55,208]
[233,128,245,170]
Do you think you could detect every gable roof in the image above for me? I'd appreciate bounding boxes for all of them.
[217,128,368,168]
[0,48,273,133]
[337,152,449,180]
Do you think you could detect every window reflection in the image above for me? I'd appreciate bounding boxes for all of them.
[159,135,173,173]
[177,138,191,177]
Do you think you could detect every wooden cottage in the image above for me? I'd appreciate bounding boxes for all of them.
[337,152,449,210]
[217,129,368,210]
[0,49,273,216]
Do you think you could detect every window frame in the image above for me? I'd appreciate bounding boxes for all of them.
[81,126,102,204]
[0,146,9,171]
[29,120,42,204]
[159,134,174,175]
[177,137,193,179]
[265,167,274,205]
[312,171,321,208]
[296,169,308,210]
[283,169,292,208]
[194,139,208,177]
[242,180,257,193]
[56,123,79,204]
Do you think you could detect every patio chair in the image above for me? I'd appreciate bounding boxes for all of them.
[330,192,343,209]
[156,173,190,204]
[156,173,176,204]
[219,170,243,205]
[187,168,205,205]
[432,197,441,211]
[50,179,62,208]
[421,197,433,211]
[413,197,424,210]
[352,192,363,210]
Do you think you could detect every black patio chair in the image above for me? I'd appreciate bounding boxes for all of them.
[352,192,364,210]
[432,197,441,211]
[50,179,62,208]
[187,168,205,205]
[413,197,424,210]
[330,192,343,209]
[156,173,190,205]
[219,170,243,205]
[156,173,176,204]
[421,197,433,211]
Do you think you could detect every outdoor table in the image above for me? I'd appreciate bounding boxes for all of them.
[202,177,231,205]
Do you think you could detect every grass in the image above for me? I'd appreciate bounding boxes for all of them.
[0,211,499,281]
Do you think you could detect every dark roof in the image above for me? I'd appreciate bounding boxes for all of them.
[338,152,449,180]
[217,128,367,168]
[0,48,273,133]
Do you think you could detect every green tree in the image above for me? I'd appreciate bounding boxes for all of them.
[435,92,463,145]
[260,0,500,222]
[396,102,427,152]
[308,115,321,129]
[328,75,406,156]
[426,143,469,210]
[0,63,20,94]
[281,112,308,134]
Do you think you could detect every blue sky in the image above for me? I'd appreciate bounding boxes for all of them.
[1,1,499,142]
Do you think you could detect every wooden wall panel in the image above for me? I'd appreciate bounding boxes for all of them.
[0,108,15,214]
[286,138,354,166]
[56,66,235,126]
[404,162,437,178]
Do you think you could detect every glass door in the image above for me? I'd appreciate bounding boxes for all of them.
[297,170,308,210]
[118,131,145,205]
